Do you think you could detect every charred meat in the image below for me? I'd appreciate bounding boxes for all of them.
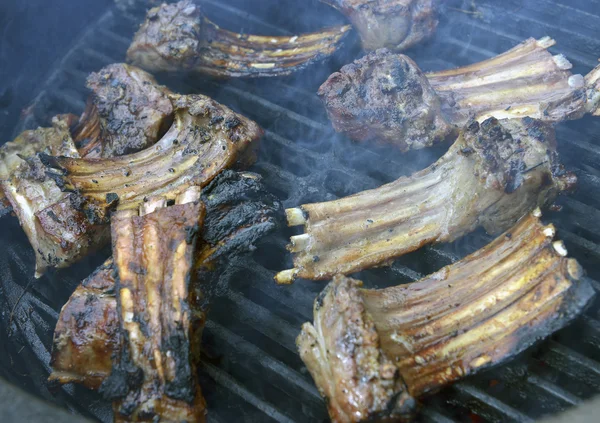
[276,117,575,283]
[298,211,594,422]
[99,187,206,422]
[318,51,454,151]
[0,63,175,276]
[50,170,281,388]
[73,63,174,158]
[50,259,117,389]
[319,0,439,51]
[42,93,263,222]
[0,115,109,277]
[319,38,594,150]
[126,1,351,78]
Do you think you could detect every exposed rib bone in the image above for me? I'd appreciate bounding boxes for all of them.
[298,211,595,422]
[49,171,281,388]
[319,37,596,150]
[286,207,307,226]
[126,1,351,78]
[276,117,576,282]
[99,186,206,422]
[427,37,589,125]
[41,94,263,222]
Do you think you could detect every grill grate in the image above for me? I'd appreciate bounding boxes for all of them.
[3,0,600,422]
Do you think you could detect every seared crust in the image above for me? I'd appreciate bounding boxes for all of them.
[318,49,454,150]
[320,0,439,51]
[298,275,415,423]
[74,63,174,158]
[49,259,117,389]
[100,189,206,422]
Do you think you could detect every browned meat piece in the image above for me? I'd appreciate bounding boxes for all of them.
[318,51,455,151]
[276,117,575,283]
[126,1,351,78]
[49,259,117,389]
[0,64,174,275]
[42,93,263,222]
[299,211,595,422]
[73,63,173,158]
[0,115,109,277]
[298,275,416,423]
[319,0,439,51]
[99,187,207,422]
[319,38,594,149]
[49,170,281,388]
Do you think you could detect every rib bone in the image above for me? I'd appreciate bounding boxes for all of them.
[126,1,351,78]
[276,117,575,283]
[49,171,281,388]
[427,37,588,124]
[298,211,595,422]
[98,187,206,422]
[42,94,263,222]
[319,37,596,150]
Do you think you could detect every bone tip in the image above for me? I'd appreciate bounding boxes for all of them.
[553,54,573,70]
[543,225,556,238]
[537,36,556,49]
[251,63,276,69]
[275,269,298,285]
[286,208,307,226]
[175,186,202,205]
[553,240,568,257]
[140,196,167,215]
[289,234,312,252]
[566,258,584,281]
[568,74,585,89]
[532,207,543,218]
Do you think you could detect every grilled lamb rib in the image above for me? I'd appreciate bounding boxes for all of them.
[298,211,594,422]
[0,63,176,276]
[73,63,174,158]
[0,115,109,276]
[319,0,439,52]
[42,93,263,223]
[126,0,351,78]
[319,37,595,150]
[276,117,575,283]
[50,170,281,388]
[98,187,207,422]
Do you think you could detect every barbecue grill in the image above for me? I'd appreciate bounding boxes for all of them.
[1,0,600,421]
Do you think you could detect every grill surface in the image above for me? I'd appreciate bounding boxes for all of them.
[2,0,600,422]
